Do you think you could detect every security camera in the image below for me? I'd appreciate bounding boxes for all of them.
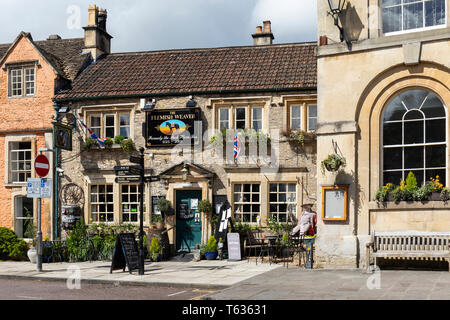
[56,168,64,174]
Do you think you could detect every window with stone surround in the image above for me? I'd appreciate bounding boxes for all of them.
[382,0,446,35]
[90,184,114,222]
[9,141,32,183]
[216,104,265,131]
[87,112,131,139]
[120,184,140,223]
[233,183,260,223]
[382,89,447,186]
[288,102,318,132]
[269,183,297,223]
[8,66,35,97]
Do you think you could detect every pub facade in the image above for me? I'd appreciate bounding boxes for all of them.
[53,6,318,253]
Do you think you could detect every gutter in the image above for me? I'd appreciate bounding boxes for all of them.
[53,87,317,103]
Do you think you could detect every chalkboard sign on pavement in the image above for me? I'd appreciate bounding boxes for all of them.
[110,233,140,274]
[227,233,241,261]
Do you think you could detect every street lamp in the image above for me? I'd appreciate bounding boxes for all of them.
[327,0,346,42]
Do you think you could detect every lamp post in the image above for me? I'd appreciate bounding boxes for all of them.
[138,147,145,276]
[327,0,346,42]
[52,104,60,240]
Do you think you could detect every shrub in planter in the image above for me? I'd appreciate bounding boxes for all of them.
[83,137,98,150]
[149,237,162,262]
[198,199,212,214]
[0,227,28,260]
[203,235,218,260]
[104,137,114,148]
[113,135,125,144]
[120,138,135,153]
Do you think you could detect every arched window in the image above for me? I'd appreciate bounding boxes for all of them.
[382,89,447,186]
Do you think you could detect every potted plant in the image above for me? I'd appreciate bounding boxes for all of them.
[152,214,164,230]
[203,235,218,260]
[149,237,162,262]
[321,153,346,174]
[25,220,37,264]
[120,138,134,153]
[198,199,212,215]
[156,198,172,218]
[104,137,114,149]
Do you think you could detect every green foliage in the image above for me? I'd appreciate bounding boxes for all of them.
[441,187,450,201]
[156,198,172,215]
[152,214,163,224]
[267,217,295,236]
[198,199,212,214]
[210,214,219,233]
[321,153,346,174]
[405,171,418,191]
[209,129,226,148]
[149,237,161,260]
[0,227,28,260]
[204,235,218,253]
[66,218,89,262]
[104,137,114,147]
[414,182,434,201]
[113,135,125,144]
[120,138,134,153]
[83,137,97,150]
[232,220,260,236]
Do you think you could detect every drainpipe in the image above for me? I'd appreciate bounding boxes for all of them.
[53,104,60,240]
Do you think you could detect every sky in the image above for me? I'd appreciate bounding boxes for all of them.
[0,0,317,53]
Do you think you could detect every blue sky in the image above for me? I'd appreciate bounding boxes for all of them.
[1,0,317,52]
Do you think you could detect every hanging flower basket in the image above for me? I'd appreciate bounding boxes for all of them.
[321,153,346,174]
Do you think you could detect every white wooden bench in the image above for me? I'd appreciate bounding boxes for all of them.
[366,230,450,272]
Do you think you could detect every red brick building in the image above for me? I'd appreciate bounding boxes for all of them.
[0,32,89,240]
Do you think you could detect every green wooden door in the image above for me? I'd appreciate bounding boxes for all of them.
[176,190,202,252]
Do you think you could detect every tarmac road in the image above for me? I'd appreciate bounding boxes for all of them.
[0,278,214,300]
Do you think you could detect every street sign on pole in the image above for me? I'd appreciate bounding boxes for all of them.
[144,176,160,182]
[27,178,41,198]
[129,155,141,164]
[115,177,142,183]
[34,154,50,177]
[114,165,143,176]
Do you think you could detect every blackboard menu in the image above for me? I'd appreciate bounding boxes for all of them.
[227,233,241,261]
[110,233,139,274]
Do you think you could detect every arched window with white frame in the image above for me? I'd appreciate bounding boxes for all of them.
[382,88,447,186]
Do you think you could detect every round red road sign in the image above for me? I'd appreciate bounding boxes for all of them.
[35,154,50,177]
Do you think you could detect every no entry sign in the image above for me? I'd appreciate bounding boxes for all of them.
[35,154,50,177]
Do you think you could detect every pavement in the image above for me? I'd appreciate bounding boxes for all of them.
[0,255,280,290]
[1,255,449,300]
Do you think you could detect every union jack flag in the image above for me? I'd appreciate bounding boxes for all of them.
[77,117,106,148]
[233,132,241,162]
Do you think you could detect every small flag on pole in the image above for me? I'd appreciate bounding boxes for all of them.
[233,132,241,162]
[76,117,106,148]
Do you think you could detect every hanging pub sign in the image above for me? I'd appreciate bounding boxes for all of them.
[145,108,201,147]
[53,122,73,151]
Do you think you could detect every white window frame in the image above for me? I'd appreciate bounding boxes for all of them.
[382,89,448,186]
[9,141,32,183]
[119,113,131,139]
[90,184,114,223]
[218,108,230,130]
[87,111,132,140]
[234,107,247,130]
[290,104,302,130]
[8,66,36,98]
[382,0,448,36]
[251,107,263,132]
[233,183,261,224]
[307,104,317,132]
[120,184,141,223]
[269,183,297,223]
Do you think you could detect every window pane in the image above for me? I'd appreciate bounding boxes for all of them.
[384,147,402,170]
[410,170,424,186]
[404,146,424,169]
[384,171,403,185]
[426,169,446,187]
[404,121,424,144]
[90,115,101,127]
[120,127,130,138]
[119,114,130,126]
[426,119,445,143]
[291,105,301,118]
[403,3,423,30]
[291,119,301,130]
[382,0,401,6]
[422,93,445,118]
[425,145,446,168]
[425,0,446,27]
[404,110,423,120]
[308,118,317,131]
[384,96,406,121]
[383,6,402,33]
[105,115,115,126]
[383,122,402,145]
[402,89,428,110]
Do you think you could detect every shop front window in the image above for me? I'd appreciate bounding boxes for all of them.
[382,89,447,186]
[269,183,297,223]
[90,184,114,222]
[233,183,260,223]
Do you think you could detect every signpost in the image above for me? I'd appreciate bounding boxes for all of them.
[30,153,51,272]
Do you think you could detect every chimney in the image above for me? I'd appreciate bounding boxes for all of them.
[252,20,274,45]
[83,4,113,60]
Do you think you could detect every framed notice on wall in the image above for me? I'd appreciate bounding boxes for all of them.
[322,185,348,221]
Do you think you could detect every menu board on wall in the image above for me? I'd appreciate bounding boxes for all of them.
[322,185,348,221]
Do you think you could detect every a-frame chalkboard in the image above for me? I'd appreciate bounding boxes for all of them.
[110,233,140,274]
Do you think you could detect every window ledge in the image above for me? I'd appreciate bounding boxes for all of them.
[369,200,450,210]
[4,183,27,188]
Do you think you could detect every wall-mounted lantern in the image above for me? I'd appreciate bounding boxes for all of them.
[327,0,346,42]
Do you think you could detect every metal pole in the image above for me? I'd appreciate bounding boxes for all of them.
[138,147,145,275]
[36,197,42,272]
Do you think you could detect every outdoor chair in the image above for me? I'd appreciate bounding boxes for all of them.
[283,234,306,268]
[244,230,268,264]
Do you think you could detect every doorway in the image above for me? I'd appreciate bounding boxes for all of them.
[175,190,202,252]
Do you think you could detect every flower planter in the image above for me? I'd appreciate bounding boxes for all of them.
[429,192,441,201]
[204,252,218,260]
[27,247,37,264]
[150,254,162,262]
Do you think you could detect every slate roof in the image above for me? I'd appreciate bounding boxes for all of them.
[54,42,317,100]
[0,34,89,81]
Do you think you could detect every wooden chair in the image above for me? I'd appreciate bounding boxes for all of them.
[244,230,265,264]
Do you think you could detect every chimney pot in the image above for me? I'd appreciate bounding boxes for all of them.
[263,20,272,33]
[256,26,262,34]
[47,34,61,40]
[252,20,274,46]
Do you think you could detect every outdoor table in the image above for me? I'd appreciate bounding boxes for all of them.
[254,235,279,264]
